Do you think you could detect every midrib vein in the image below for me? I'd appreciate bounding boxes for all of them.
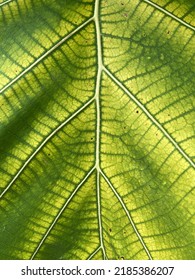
[30,166,96,260]
[104,67,195,169]
[94,0,107,260]
[100,170,152,260]
[0,98,94,199]
[0,17,93,94]
[143,0,195,31]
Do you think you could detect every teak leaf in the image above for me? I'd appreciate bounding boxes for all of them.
[0,0,194,260]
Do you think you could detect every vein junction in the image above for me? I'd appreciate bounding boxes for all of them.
[1,0,194,260]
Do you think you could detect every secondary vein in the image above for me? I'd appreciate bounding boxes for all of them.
[143,0,195,31]
[0,98,94,199]
[0,17,93,94]
[0,0,13,8]
[100,170,153,260]
[104,67,195,169]
[30,166,96,259]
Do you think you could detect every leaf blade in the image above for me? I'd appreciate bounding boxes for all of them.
[0,0,194,260]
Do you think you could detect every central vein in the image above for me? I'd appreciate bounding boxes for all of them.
[94,0,106,259]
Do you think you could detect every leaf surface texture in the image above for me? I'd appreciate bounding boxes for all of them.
[0,0,195,260]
